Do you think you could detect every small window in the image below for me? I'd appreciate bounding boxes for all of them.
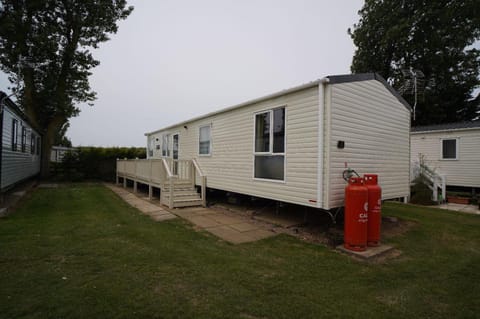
[199,125,211,155]
[442,139,457,160]
[21,127,27,152]
[254,107,285,181]
[30,133,35,154]
[11,119,18,151]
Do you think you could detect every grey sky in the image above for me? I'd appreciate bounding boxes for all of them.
[1,0,364,146]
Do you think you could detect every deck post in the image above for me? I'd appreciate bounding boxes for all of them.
[169,178,174,209]
[123,177,127,188]
[148,185,152,200]
[201,176,206,207]
[133,180,137,193]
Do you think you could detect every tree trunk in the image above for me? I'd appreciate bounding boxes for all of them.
[40,116,66,178]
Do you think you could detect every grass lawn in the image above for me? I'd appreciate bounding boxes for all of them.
[0,184,479,319]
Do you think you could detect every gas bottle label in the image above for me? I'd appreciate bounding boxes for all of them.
[358,212,368,223]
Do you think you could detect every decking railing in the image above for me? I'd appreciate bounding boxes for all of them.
[411,160,446,202]
[116,158,206,208]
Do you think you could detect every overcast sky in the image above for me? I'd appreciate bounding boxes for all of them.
[1,0,364,146]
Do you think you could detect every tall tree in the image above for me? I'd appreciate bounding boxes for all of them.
[349,0,480,125]
[0,0,132,176]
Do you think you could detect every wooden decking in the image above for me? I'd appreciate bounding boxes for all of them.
[116,158,206,208]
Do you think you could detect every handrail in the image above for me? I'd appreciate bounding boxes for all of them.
[412,161,446,202]
[192,158,205,176]
[162,158,173,177]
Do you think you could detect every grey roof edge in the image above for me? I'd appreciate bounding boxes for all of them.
[411,121,480,133]
[145,72,411,136]
[0,91,43,134]
[326,73,412,112]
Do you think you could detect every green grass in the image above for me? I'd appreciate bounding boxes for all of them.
[1,185,479,319]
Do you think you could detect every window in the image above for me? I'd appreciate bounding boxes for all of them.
[441,138,457,160]
[199,125,211,155]
[148,136,154,157]
[30,133,35,154]
[21,127,27,152]
[162,134,170,157]
[254,107,285,181]
[11,119,18,151]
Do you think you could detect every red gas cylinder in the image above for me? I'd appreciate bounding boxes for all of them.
[344,177,368,251]
[364,174,382,246]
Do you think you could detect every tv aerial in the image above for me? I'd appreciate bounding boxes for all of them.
[398,68,425,121]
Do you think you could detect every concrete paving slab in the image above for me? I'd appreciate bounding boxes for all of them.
[206,226,255,244]
[208,213,244,225]
[437,203,480,215]
[229,222,260,233]
[187,215,222,228]
[336,244,394,260]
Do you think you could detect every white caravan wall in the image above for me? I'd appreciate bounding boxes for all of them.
[148,87,321,207]
[326,80,411,208]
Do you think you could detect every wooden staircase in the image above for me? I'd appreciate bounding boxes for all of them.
[160,179,203,208]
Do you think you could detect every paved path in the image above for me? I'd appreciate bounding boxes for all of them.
[106,184,177,222]
[437,203,480,215]
[106,184,277,244]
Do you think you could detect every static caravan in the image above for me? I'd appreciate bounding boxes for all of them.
[117,73,411,210]
[0,91,42,192]
[411,122,480,189]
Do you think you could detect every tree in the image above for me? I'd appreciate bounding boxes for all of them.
[53,121,72,147]
[0,0,133,176]
[349,0,480,125]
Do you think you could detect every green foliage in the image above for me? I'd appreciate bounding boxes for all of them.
[1,185,480,318]
[0,0,133,174]
[53,122,72,147]
[410,176,436,205]
[55,147,145,182]
[349,0,480,125]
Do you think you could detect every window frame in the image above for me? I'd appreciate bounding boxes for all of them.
[252,106,286,183]
[21,126,27,152]
[11,119,18,151]
[30,133,35,155]
[161,134,170,157]
[198,124,212,156]
[440,138,459,160]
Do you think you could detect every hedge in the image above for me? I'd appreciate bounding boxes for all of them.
[54,147,146,182]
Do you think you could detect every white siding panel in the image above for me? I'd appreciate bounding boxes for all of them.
[148,87,320,207]
[1,107,41,190]
[411,129,480,187]
[327,80,411,208]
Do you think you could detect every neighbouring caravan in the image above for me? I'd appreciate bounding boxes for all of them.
[411,122,480,189]
[0,91,42,192]
[117,73,411,209]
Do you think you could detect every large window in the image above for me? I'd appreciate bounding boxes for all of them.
[441,138,457,160]
[254,107,285,180]
[199,125,211,155]
[148,136,154,157]
[11,119,18,151]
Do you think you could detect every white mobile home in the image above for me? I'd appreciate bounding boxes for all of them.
[117,73,411,209]
[0,92,42,192]
[411,122,480,188]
